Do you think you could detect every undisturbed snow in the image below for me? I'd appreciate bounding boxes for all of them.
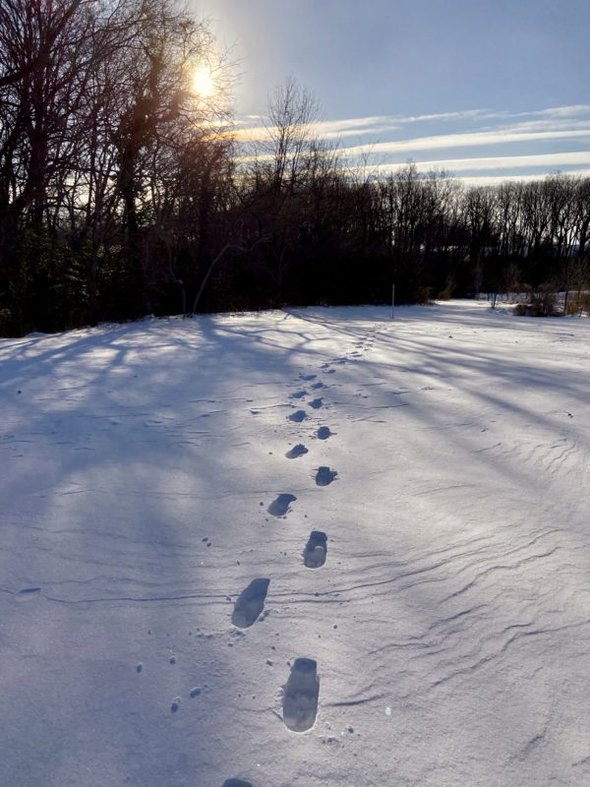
[1,300,589,787]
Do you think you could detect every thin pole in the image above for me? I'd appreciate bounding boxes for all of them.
[391,283,395,319]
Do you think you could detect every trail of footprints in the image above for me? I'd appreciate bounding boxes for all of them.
[226,336,372,752]
[230,366,334,737]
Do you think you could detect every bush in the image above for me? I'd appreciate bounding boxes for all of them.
[513,288,557,317]
[564,291,590,316]
[437,277,455,301]
[415,286,433,304]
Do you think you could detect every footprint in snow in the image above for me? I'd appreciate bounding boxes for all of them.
[316,426,332,440]
[288,410,307,423]
[308,398,323,410]
[283,658,320,733]
[289,390,307,400]
[223,780,253,787]
[232,578,270,628]
[311,381,325,390]
[299,373,317,381]
[15,587,41,602]
[286,444,308,459]
[268,493,296,517]
[315,466,337,486]
[304,531,327,568]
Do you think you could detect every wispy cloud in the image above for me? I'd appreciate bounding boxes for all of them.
[455,169,590,187]
[340,127,590,158]
[379,151,590,174]
[232,108,496,143]
[514,104,590,119]
[235,104,590,141]
[232,104,590,183]
[313,109,496,139]
[231,114,401,142]
[476,117,590,135]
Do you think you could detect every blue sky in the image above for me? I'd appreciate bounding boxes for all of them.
[194,0,590,184]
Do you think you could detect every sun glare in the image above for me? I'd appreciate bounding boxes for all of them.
[192,65,215,98]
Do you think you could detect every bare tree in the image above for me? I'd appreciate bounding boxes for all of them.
[243,78,323,302]
[265,76,320,193]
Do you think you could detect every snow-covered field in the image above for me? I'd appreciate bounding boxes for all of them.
[1,300,589,787]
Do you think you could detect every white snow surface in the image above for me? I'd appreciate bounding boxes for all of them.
[1,300,589,787]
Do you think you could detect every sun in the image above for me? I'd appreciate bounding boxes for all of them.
[192,65,215,98]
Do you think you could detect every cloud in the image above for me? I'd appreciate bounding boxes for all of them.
[232,108,497,143]
[231,104,590,183]
[233,103,590,147]
[519,104,590,119]
[456,169,590,187]
[340,127,590,158]
[313,105,590,142]
[406,151,590,173]
[476,117,590,135]
[364,163,590,186]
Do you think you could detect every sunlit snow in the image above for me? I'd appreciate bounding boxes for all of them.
[1,301,589,786]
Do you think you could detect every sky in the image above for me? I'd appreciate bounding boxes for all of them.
[193,0,590,185]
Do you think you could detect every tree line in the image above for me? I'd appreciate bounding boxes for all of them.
[1,0,588,337]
